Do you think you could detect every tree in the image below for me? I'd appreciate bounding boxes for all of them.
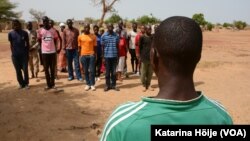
[91,0,119,26]
[223,22,233,28]
[0,0,19,22]
[105,13,122,24]
[136,14,160,25]
[234,20,247,30]
[84,17,96,24]
[192,13,207,27]
[206,22,214,31]
[29,8,46,22]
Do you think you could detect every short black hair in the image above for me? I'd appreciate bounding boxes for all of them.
[93,24,99,29]
[152,16,202,75]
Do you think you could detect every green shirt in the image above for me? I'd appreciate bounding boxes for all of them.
[100,92,233,141]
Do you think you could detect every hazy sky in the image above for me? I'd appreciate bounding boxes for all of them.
[10,0,250,24]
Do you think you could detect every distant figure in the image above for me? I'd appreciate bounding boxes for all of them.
[37,16,60,90]
[116,28,127,82]
[101,24,120,91]
[37,22,44,72]
[64,19,82,81]
[116,20,128,78]
[139,25,154,92]
[26,21,39,78]
[93,25,102,81]
[78,23,97,91]
[58,23,67,73]
[8,19,30,89]
[127,22,139,74]
[135,25,145,75]
[49,19,62,79]
[100,16,233,141]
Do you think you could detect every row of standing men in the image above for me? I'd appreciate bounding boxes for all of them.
[8,17,156,92]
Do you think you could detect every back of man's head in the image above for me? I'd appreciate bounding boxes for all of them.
[152,16,202,76]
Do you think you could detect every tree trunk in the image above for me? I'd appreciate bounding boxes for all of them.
[99,11,106,27]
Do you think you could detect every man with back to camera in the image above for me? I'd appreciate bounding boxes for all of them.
[100,16,233,141]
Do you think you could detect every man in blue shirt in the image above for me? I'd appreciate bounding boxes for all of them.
[101,24,120,91]
[93,25,102,81]
[8,19,30,89]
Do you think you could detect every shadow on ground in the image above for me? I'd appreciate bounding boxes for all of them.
[0,83,105,141]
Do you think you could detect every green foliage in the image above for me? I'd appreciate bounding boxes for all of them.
[223,23,233,28]
[206,22,214,31]
[84,17,96,24]
[192,13,206,26]
[136,14,160,25]
[105,14,122,24]
[0,0,19,22]
[234,20,247,30]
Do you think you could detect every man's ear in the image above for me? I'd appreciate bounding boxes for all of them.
[150,46,159,76]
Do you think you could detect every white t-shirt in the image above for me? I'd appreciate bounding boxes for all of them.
[128,30,137,49]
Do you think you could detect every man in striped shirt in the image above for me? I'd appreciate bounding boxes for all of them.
[101,24,120,91]
[100,16,233,141]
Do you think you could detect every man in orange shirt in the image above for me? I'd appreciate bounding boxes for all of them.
[78,24,97,91]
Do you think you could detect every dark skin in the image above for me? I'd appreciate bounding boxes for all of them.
[78,24,97,56]
[67,20,73,30]
[49,20,62,53]
[136,25,145,60]
[150,39,199,101]
[102,24,119,63]
[10,21,30,54]
[38,18,59,53]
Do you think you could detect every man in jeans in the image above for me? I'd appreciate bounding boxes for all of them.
[8,19,30,89]
[64,19,82,81]
[78,24,97,91]
[101,24,120,91]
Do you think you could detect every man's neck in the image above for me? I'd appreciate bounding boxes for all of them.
[155,74,198,101]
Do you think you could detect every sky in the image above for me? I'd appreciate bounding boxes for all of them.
[10,0,250,24]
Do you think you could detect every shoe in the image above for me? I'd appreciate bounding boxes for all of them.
[104,87,109,92]
[18,85,24,89]
[68,77,74,81]
[51,86,58,91]
[85,85,90,91]
[24,85,30,89]
[112,86,120,91]
[44,86,51,91]
[125,73,129,78]
[78,78,83,82]
[91,86,96,91]
[136,72,140,76]
[55,76,59,80]
[95,77,100,82]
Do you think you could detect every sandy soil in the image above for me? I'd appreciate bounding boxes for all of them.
[0,29,250,141]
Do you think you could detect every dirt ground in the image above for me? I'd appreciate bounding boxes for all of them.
[0,29,250,141]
